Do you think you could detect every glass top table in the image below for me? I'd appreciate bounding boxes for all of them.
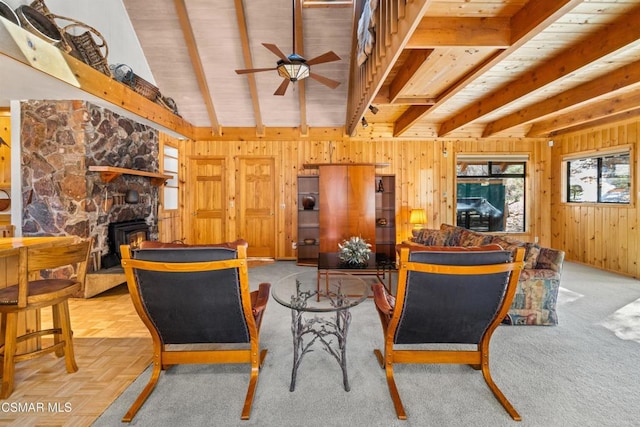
[272,270,369,392]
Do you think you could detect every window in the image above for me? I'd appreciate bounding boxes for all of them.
[162,145,179,210]
[565,150,630,204]
[456,156,527,233]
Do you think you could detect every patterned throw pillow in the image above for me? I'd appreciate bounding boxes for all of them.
[490,236,524,254]
[439,224,464,246]
[490,236,542,269]
[523,242,541,269]
[459,229,492,247]
[411,228,446,246]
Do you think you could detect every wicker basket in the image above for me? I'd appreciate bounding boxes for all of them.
[110,64,160,101]
[64,23,110,76]
[15,4,63,46]
[0,1,20,27]
[29,0,111,77]
[157,95,180,116]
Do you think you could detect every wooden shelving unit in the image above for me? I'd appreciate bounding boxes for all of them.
[297,175,320,265]
[88,166,171,186]
[375,175,396,260]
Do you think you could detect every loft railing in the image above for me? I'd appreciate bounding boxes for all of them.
[345,0,430,135]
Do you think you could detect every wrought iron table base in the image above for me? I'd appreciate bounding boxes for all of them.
[289,306,352,392]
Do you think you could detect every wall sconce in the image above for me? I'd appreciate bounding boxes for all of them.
[368,105,379,114]
[361,117,368,128]
[409,208,427,230]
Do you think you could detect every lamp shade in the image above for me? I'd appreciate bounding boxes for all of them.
[409,209,427,227]
[277,55,310,82]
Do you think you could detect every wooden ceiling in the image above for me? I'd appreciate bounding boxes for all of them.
[119,0,640,139]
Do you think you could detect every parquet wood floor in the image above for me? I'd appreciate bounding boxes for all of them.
[0,284,151,426]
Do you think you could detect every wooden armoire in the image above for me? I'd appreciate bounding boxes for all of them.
[318,164,376,254]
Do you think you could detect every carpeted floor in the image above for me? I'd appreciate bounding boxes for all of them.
[93,261,640,426]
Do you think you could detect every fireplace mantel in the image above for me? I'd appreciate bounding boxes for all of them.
[88,166,171,186]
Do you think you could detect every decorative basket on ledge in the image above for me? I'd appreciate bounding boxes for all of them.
[110,64,161,101]
[64,22,111,76]
[157,95,180,116]
[29,0,111,77]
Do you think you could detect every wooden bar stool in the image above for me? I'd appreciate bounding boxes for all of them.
[0,238,92,398]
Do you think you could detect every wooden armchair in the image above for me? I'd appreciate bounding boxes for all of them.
[373,246,525,420]
[120,243,270,422]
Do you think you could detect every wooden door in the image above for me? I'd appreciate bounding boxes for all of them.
[187,157,226,244]
[319,165,349,252]
[237,157,276,258]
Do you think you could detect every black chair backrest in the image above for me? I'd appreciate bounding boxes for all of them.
[395,250,512,345]
[132,247,249,345]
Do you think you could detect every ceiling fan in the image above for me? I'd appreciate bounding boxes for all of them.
[234,0,341,96]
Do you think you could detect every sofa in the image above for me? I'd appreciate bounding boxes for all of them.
[404,224,565,325]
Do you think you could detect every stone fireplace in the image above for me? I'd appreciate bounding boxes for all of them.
[20,100,161,271]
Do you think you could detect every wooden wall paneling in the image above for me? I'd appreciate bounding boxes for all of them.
[281,141,297,259]
[601,206,612,271]
[441,140,454,228]
[0,111,11,224]
[0,112,10,185]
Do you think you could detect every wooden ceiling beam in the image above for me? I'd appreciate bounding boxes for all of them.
[438,4,640,137]
[173,0,221,136]
[393,0,584,137]
[394,97,437,105]
[388,49,432,103]
[527,89,640,137]
[406,17,510,48]
[295,0,308,136]
[483,59,640,137]
[546,107,640,137]
[234,0,265,136]
[394,105,431,135]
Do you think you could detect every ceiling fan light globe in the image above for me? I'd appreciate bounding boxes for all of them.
[277,60,310,82]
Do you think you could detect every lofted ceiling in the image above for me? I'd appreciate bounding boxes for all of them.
[3,0,640,140]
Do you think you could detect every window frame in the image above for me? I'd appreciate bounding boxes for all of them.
[562,146,633,206]
[161,141,179,212]
[455,154,529,234]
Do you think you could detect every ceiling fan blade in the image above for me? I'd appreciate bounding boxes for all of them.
[309,73,341,89]
[306,51,341,66]
[274,78,290,96]
[263,43,290,62]
[235,67,277,75]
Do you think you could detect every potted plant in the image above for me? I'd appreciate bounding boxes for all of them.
[338,236,372,267]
